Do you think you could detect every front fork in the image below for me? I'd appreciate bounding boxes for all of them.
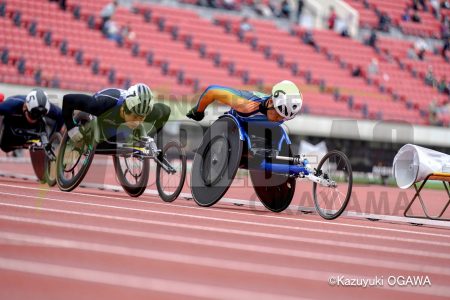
[29,134,56,161]
[274,154,336,187]
[136,136,176,175]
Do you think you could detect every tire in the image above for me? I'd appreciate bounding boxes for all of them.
[30,147,46,183]
[156,140,187,202]
[312,150,353,220]
[56,115,96,192]
[249,144,296,212]
[191,116,243,207]
[113,154,150,197]
[44,132,62,187]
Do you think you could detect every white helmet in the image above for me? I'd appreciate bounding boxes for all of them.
[272,80,302,120]
[25,88,50,120]
[125,83,153,117]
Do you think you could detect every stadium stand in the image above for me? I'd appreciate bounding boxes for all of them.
[0,0,448,125]
[1,0,192,95]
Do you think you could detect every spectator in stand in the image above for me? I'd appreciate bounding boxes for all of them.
[431,0,440,19]
[441,0,450,9]
[254,0,272,17]
[197,0,217,8]
[100,0,118,32]
[441,16,450,39]
[416,0,427,11]
[239,17,253,33]
[438,76,449,93]
[429,99,440,125]
[104,20,120,41]
[367,58,379,78]
[407,45,419,59]
[414,38,427,60]
[49,0,66,11]
[425,65,436,86]
[352,66,362,77]
[402,7,411,21]
[223,0,236,10]
[327,6,337,30]
[302,30,317,48]
[442,36,449,60]
[378,12,391,32]
[336,14,352,37]
[120,22,136,43]
[411,10,421,22]
[365,29,378,49]
[296,0,304,23]
[280,0,292,19]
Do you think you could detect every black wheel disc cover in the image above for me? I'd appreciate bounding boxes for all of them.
[191,116,243,206]
[201,136,230,186]
[249,143,296,212]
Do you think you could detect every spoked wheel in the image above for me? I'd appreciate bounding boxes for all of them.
[156,140,187,202]
[44,132,62,187]
[312,150,353,220]
[56,116,96,192]
[113,153,150,197]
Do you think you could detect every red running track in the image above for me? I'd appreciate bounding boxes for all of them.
[0,155,450,299]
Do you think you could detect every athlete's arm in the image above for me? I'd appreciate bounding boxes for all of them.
[0,97,23,115]
[47,103,64,132]
[195,86,260,114]
[62,93,116,130]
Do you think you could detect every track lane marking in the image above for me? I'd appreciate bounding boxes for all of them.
[1,214,449,262]
[1,192,449,248]
[0,232,449,297]
[0,257,304,300]
[0,183,449,238]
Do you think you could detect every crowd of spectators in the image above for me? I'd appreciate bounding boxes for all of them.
[429,98,450,126]
[194,0,306,22]
[98,1,136,45]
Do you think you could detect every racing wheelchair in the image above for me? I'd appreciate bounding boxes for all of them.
[0,116,61,186]
[191,111,353,219]
[56,113,186,201]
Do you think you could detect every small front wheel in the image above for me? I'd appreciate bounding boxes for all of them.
[156,141,187,202]
[312,150,352,220]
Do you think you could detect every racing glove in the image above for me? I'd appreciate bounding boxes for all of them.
[68,126,83,143]
[186,107,205,121]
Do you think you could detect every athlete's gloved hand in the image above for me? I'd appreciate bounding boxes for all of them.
[186,107,205,121]
[68,126,83,143]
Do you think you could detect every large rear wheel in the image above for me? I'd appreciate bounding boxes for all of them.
[113,153,150,197]
[45,132,62,187]
[56,115,96,192]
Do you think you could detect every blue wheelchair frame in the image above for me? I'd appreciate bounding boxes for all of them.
[223,111,311,177]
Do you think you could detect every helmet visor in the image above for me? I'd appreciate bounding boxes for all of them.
[29,107,47,120]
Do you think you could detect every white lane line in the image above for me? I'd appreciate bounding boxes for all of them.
[1,190,449,246]
[2,171,450,229]
[0,257,304,300]
[1,214,450,262]
[1,182,449,238]
[2,202,450,250]
[0,232,449,297]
